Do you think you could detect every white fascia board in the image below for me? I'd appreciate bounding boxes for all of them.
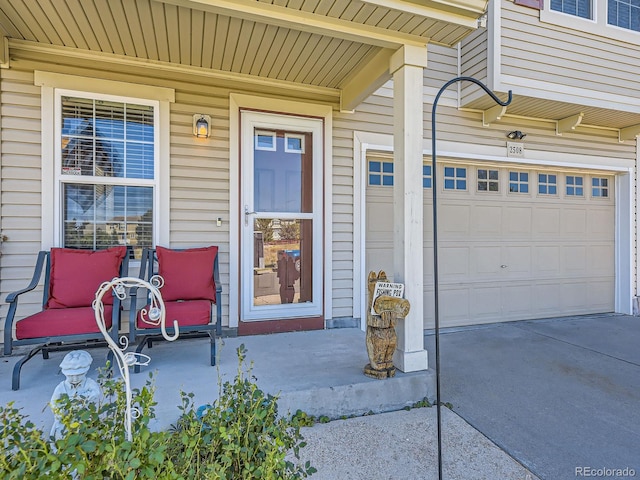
[361,0,484,28]
[153,0,429,48]
[497,74,640,115]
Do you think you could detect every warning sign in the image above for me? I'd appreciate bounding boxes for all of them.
[370,281,404,315]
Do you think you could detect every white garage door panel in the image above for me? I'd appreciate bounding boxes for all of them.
[366,161,615,328]
[502,284,533,315]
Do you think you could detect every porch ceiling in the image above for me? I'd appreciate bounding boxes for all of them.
[0,0,486,109]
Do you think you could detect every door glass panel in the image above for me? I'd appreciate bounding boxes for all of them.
[253,130,313,213]
[252,218,313,306]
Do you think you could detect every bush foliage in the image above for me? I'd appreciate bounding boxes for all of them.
[0,345,315,479]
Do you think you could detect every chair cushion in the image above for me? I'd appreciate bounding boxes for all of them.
[46,247,127,309]
[156,246,218,302]
[16,306,113,340]
[137,300,212,329]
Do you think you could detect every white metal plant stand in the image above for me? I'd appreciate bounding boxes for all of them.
[93,275,179,441]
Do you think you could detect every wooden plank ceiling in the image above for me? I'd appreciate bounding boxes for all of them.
[0,0,485,106]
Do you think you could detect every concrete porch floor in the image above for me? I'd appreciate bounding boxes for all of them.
[1,327,542,479]
[0,328,434,433]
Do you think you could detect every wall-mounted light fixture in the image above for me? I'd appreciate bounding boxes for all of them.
[193,114,211,138]
[507,130,526,140]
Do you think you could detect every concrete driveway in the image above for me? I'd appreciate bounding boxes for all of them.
[425,314,640,480]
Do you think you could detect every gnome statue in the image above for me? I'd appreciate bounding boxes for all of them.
[50,350,102,439]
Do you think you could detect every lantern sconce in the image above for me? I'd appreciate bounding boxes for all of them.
[193,114,211,138]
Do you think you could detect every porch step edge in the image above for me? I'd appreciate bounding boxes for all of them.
[275,369,436,420]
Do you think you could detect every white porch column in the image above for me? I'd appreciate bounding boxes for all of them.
[390,45,429,373]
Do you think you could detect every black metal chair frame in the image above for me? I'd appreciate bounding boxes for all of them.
[3,249,129,390]
[128,247,222,373]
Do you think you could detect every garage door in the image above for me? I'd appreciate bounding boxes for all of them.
[365,154,616,329]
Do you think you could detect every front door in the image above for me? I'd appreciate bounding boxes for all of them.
[240,110,323,322]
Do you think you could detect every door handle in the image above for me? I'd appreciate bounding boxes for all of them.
[244,205,256,226]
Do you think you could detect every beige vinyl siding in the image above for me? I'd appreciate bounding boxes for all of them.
[500,0,640,100]
[0,68,42,323]
[423,44,458,96]
[459,27,489,104]
[0,47,357,335]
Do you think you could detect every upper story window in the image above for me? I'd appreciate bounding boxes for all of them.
[608,0,640,31]
[566,175,584,196]
[509,171,529,193]
[551,0,591,18]
[477,168,499,192]
[58,94,157,259]
[542,0,640,40]
[444,166,467,190]
[423,164,432,189]
[368,159,393,186]
[538,173,558,195]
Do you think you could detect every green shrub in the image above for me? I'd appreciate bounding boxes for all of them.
[167,344,316,479]
[0,345,315,479]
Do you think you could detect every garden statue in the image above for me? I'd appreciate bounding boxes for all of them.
[364,271,410,379]
[49,350,101,439]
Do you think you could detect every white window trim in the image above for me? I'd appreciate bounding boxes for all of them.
[541,0,640,44]
[36,71,173,250]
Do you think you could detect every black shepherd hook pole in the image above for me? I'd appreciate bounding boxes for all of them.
[431,77,511,480]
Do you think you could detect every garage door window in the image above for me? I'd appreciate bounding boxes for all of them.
[369,160,393,186]
[444,166,466,190]
[478,169,499,192]
[592,177,609,197]
[423,164,432,188]
[509,171,529,193]
[538,173,557,195]
[566,175,584,196]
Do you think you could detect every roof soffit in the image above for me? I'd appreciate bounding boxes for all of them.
[152,0,431,48]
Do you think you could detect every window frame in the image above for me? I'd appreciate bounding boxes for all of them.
[54,90,160,254]
[542,0,640,41]
[508,170,530,194]
[565,175,585,197]
[443,166,467,191]
[477,168,500,193]
[591,176,610,198]
[37,71,173,252]
[538,172,559,196]
[368,159,394,187]
[423,163,432,189]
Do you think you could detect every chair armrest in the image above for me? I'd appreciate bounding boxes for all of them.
[4,251,48,355]
[4,251,48,304]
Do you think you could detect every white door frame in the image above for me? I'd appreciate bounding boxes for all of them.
[240,111,323,320]
[354,131,634,329]
[229,94,333,328]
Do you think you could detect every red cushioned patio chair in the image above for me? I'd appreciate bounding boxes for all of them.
[3,246,130,390]
[128,246,222,372]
